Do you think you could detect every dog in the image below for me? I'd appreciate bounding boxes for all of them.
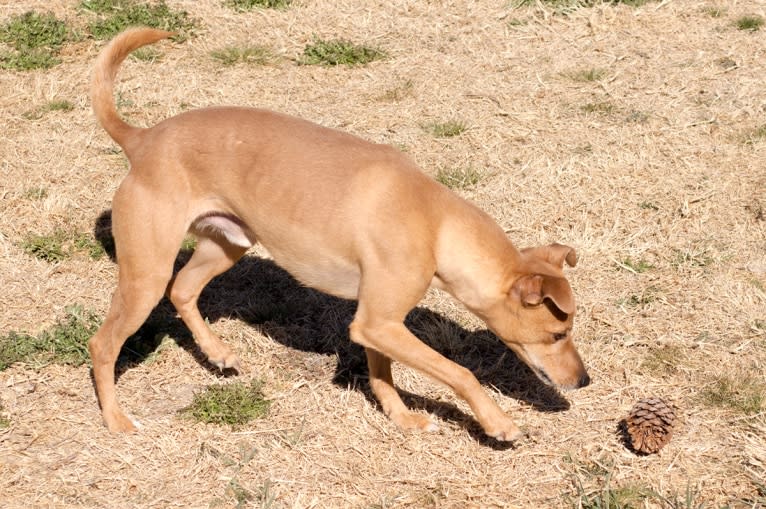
[88,27,590,440]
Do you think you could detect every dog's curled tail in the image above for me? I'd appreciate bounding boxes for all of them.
[91,27,173,150]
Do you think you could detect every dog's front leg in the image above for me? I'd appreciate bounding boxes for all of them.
[350,319,523,441]
[364,347,438,431]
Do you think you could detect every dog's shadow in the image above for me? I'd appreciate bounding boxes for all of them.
[95,210,570,448]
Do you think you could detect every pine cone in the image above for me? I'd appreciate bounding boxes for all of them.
[624,397,676,454]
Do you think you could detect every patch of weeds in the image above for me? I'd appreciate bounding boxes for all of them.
[0,11,69,70]
[0,305,100,371]
[299,38,386,66]
[616,257,654,274]
[508,18,529,27]
[255,479,276,508]
[716,56,737,70]
[132,47,162,61]
[672,247,715,270]
[21,230,68,262]
[181,380,270,427]
[423,119,467,138]
[21,229,106,262]
[24,99,75,119]
[567,470,653,509]
[224,0,291,10]
[435,166,483,189]
[617,289,657,308]
[74,232,107,260]
[80,0,196,40]
[564,67,607,82]
[23,186,48,200]
[639,201,659,211]
[47,99,74,112]
[653,483,706,509]
[703,6,726,17]
[699,375,765,415]
[735,15,764,31]
[378,80,414,102]
[625,110,649,123]
[211,45,276,66]
[580,101,615,114]
[743,124,766,145]
[641,344,683,375]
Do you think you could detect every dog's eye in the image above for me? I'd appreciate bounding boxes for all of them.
[552,332,567,342]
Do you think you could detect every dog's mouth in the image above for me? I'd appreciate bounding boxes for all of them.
[532,366,554,387]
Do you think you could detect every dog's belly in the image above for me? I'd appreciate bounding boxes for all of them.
[267,246,361,300]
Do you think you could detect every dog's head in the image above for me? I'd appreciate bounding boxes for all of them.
[484,243,590,390]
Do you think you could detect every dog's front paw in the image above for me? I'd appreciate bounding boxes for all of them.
[211,354,241,373]
[485,419,524,442]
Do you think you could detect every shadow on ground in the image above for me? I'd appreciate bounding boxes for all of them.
[94,210,570,447]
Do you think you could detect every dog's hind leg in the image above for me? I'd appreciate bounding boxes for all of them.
[167,236,247,372]
[89,183,186,432]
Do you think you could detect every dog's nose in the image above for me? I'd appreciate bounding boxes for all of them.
[578,372,591,388]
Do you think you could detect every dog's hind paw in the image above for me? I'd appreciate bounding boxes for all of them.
[390,411,439,433]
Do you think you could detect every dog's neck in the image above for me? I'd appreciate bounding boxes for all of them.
[432,200,520,316]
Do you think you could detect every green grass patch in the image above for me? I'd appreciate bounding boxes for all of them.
[580,101,615,114]
[300,38,386,66]
[567,467,654,509]
[743,124,766,145]
[703,6,726,18]
[132,46,162,61]
[0,11,69,70]
[640,344,683,375]
[672,247,715,269]
[565,67,608,82]
[80,0,196,40]
[435,166,483,189]
[617,290,656,308]
[700,375,766,415]
[423,119,468,138]
[378,80,414,102]
[23,186,48,200]
[21,229,106,262]
[518,0,653,9]
[211,45,276,66]
[181,380,270,427]
[0,305,100,371]
[735,15,764,31]
[21,230,68,262]
[23,99,75,119]
[639,201,659,211]
[224,0,291,10]
[616,257,653,274]
[0,405,9,429]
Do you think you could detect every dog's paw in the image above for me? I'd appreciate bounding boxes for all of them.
[104,410,140,433]
[391,411,439,433]
[210,353,242,373]
[485,420,524,442]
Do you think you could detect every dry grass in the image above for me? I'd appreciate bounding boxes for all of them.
[1,0,765,507]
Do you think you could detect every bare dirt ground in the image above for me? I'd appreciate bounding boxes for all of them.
[1,0,765,507]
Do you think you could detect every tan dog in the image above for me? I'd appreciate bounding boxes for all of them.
[89,28,589,440]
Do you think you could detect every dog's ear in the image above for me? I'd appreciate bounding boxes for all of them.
[541,275,575,315]
[511,274,575,314]
[522,243,577,268]
[511,274,544,307]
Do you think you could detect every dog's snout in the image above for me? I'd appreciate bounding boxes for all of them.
[578,372,591,388]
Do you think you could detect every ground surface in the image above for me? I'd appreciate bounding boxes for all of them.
[1,0,765,507]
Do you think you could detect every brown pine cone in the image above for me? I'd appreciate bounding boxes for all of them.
[624,397,676,454]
